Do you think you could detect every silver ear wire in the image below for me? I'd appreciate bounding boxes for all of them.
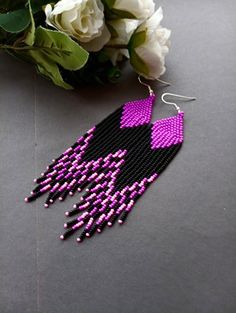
[138,76,154,96]
[156,78,171,86]
[138,75,171,96]
[161,92,196,113]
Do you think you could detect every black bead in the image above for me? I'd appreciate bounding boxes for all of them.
[97,220,107,232]
[109,213,119,225]
[119,211,129,223]
[87,224,98,238]
[77,229,87,242]
[59,189,70,201]
[35,176,47,184]
[65,218,79,229]
[66,207,81,217]
[26,191,43,202]
[50,190,61,203]
[61,228,76,240]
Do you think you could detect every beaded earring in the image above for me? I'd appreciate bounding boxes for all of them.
[25,77,195,243]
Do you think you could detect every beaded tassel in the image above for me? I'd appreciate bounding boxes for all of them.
[25,94,184,243]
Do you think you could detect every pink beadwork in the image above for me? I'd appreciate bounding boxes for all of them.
[25,93,185,243]
[151,112,184,149]
[120,95,155,128]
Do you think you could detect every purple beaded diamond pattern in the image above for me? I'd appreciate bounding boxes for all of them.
[25,94,184,244]
[120,95,155,128]
[151,112,184,149]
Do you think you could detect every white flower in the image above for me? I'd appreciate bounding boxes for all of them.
[44,0,111,52]
[129,7,171,80]
[108,19,139,46]
[108,0,155,20]
[105,19,139,65]
[104,48,128,66]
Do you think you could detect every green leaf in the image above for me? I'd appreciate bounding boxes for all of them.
[0,0,48,34]
[102,0,116,8]
[5,46,73,89]
[129,49,149,77]
[14,27,89,89]
[102,0,137,18]
[34,27,89,71]
[128,30,148,76]
[106,23,118,38]
[0,0,26,11]
[110,8,136,19]
[0,0,48,12]
[0,8,30,33]
[24,0,35,46]
[128,29,148,76]
[36,58,73,90]
[129,30,146,49]
[130,50,149,77]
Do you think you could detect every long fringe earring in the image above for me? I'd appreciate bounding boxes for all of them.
[25,77,195,243]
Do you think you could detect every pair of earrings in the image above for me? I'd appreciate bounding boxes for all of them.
[25,77,195,244]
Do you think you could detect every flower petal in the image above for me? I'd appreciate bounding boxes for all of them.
[81,24,111,51]
[113,0,155,19]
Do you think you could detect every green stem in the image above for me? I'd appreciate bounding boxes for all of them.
[0,44,71,54]
[104,44,128,49]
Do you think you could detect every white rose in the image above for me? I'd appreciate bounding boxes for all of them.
[103,48,126,66]
[104,0,155,20]
[129,7,171,80]
[108,19,139,46]
[44,0,111,52]
[105,19,139,65]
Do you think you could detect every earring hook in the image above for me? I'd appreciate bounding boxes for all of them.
[138,75,171,96]
[156,78,171,86]
[138,76,154,96]
[161,92,196,113]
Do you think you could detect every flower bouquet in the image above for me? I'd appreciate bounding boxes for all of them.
[0,0,171,89]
